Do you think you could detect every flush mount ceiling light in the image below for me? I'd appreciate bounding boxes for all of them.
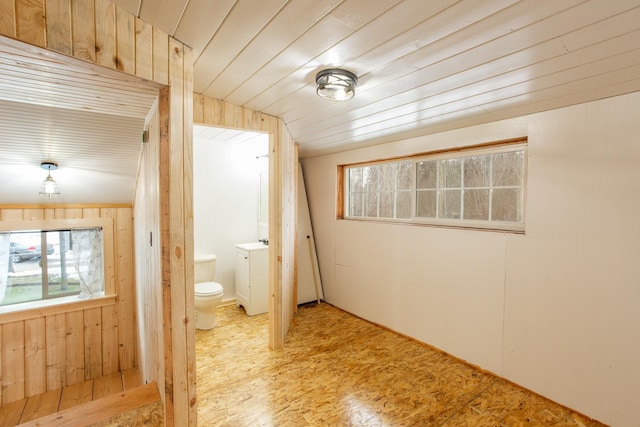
[39,161,60,200]
[315,68,358,101]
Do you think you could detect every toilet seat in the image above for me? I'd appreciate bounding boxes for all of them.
[195,281,223,297]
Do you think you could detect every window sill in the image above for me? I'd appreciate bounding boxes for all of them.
[0,294,117,324]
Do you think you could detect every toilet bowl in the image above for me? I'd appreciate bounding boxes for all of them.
[194,255,224,330]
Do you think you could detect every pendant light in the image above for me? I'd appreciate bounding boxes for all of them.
[39,162,60,199]
[315,69,358,101]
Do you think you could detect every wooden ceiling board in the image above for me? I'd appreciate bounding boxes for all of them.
[228,0,404,110]
[173,0,236,58]
[206,0,342,101]
[302,65,640,154]
[288,8,640,144]
[279,0,583,129]
[193,0,289,94]
[282,0,638,146]
[138,0,189,36]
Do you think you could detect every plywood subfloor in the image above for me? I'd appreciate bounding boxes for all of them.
[196,303,607,426]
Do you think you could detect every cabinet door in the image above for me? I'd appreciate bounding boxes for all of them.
[235,250,250,307]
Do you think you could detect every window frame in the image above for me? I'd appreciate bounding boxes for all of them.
[0,217,115,313]
[340,140,527,233]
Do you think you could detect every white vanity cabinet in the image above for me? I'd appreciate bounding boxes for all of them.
[235,243,269,316]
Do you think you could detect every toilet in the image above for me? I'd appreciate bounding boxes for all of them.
[194,255,224,330]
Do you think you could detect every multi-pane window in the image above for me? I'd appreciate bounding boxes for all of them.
[344,143,526,231]
[0,228,105,307]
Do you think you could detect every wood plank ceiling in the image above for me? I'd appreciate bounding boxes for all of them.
[2,0,640,204]
[113,0,640,157]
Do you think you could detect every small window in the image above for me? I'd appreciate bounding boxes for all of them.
[0,227,104,307]
[343,141,526,232]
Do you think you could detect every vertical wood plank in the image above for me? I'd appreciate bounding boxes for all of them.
[193,93,203,124]
[101,305,119,375]
[15,0,46,47]
[24,317,46,397]
[116,208,135,370]
[168,38,188,427]
[94,0,116,69]
[100,208,116,295]
[22,208,43,220]
[1,321,25,404]
[152,28,168,85]
[158,85,174,426]
[45,313,66,390]
[82,207,100,218]
[83,307,102,380]
[44,208,55,220]
[115,6,135,74]
[0,0,16,37]
[71,0,96,62]
[63,208,83,219]
[183,44,197,423]
[0,209,23,221]
[65,310,84,386]
[135,17,153,81]
[45,0,71,54]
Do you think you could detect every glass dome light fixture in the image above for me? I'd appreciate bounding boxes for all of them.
[315,68,358,101]
[39,161,60,200]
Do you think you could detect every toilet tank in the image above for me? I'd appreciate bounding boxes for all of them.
[195,254,217,283]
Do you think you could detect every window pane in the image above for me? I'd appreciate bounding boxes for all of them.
[416,190,436,218]
[396,162,413,190]
[45,231,80,297]
[417,161,437,189]
[379,191,394,218]
[365,192,379,217]
[396,191,412,219]
[379,164,394,191]
[439,159,461,188]
[464,155,490,188]
[5,232,43,306]
[349,192,364,217]
[464,189,489,220]
[349,168,363,192]
[439,190,461,219]
[493,151,524,186]
[492,188,522,222]
[364,166,379,191]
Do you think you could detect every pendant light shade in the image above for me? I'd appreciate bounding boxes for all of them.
[315,69,358,101]
[39,162,60,199]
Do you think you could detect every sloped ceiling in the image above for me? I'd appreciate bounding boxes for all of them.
[0,36,159,205]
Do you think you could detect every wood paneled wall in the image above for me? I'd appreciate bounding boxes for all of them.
[0,206,135,404]
[193,94,298,349]
[1,1,195,425]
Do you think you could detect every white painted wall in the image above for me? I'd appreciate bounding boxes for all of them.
[301,91,640,427]
[193,129,269,302]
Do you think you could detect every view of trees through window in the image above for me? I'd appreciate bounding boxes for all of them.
[0,228,104,306]
[345,144,526,231]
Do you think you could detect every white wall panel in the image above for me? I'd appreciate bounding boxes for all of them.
[302,91,640,426]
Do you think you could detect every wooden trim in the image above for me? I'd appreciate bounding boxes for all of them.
[0,295,117,324]
[0,204,132,209]
[18,382,162,427]
[341,137,528,168]
[336,165,345,219]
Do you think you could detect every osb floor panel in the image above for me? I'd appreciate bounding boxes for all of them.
[196,303,606,427]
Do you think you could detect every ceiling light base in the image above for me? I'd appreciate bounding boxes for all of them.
[316,68,358,101]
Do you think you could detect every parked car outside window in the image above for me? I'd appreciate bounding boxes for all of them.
[9,241,54,263]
